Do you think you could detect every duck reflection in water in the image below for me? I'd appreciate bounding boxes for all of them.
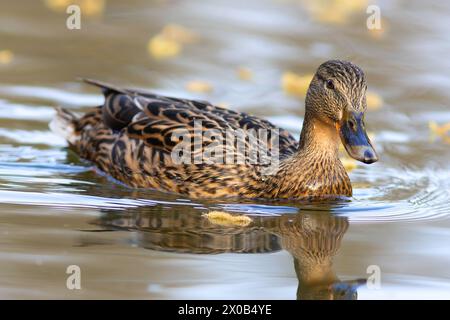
[275,213,365,299]
[93,206,365,300]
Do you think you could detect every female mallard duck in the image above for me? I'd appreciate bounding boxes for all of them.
[51,60,378,199]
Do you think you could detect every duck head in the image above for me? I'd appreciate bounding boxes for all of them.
[305,60,378,164]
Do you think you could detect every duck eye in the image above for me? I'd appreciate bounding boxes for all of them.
[326,80,335,90]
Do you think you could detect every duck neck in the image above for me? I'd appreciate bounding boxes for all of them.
[262,111,348,198]
[298,111,340,157]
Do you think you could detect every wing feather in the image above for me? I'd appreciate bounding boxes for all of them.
[80,79,299,159]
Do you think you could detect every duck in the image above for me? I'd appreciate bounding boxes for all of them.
[50,60,378,199]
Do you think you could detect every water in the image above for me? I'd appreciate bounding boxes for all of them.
[0,0,450,299]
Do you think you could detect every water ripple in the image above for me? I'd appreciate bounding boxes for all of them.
[202,167,450,223]
[1,159,449,224]
[0,85,102,107]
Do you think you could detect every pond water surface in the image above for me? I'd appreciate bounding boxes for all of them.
[1,0,450,299]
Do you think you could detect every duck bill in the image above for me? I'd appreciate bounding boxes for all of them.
[337,111,378,164]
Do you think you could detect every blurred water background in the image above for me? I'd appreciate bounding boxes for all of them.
[1,0,450,299]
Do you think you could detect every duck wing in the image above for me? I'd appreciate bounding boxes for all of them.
[82,79,299,157]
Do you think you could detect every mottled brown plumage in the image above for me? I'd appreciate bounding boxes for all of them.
[51,60,378,199]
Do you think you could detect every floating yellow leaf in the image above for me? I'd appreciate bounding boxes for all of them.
[282,72,313,97]
[313,9,346,24]
[368,18,388,40]
[303,0,368,25]
[0,50,14,64]
[429,121,450,136]
[342,157,358,171]
[429,121,450,144]
[203,211,253,227]
[366,91,383,110]
[237,67,253,81]
[45,0,71,11]
[161,24,198,44]
[186,80,213,93]
[339,143,358,171]
[81,0,105,16]
[148,24,196,60]
[148,35,182,59]
[45,0,105,16]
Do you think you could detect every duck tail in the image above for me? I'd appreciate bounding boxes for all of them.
[78,78,127,95]
[49,107,79,145]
